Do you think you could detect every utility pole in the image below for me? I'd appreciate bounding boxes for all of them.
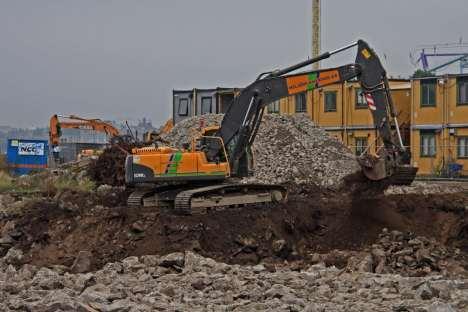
[312,0,321,70]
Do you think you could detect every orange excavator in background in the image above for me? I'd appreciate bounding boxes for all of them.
[49,114,121,148]
[143,118,173,145]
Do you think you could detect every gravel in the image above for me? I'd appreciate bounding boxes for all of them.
[162,114,360,189]
[1,251,467,311]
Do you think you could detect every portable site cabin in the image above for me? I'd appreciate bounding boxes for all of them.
[6,139,48,175]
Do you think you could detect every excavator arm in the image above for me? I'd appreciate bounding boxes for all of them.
[49,114,120,146]
[209,40,416,184]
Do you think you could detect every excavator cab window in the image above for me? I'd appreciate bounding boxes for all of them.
[196,136,227,163]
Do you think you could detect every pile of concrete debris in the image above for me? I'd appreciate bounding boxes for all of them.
[357,229,466,277]
[162,114,360,188]
[311,229,467,279]
[385,181,467,195]
[0,250,465,311]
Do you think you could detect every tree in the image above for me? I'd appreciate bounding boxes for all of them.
[412,69,434,78]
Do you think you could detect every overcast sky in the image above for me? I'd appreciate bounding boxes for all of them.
[1,0,467,128]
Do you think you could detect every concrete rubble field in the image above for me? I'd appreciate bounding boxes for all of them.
[0,113,468,311]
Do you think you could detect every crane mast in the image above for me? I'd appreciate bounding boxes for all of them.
[312,0,321,70]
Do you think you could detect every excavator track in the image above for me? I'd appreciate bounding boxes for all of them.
[127,188,154,207]
[128,183,287,215]
[174,184,287,215]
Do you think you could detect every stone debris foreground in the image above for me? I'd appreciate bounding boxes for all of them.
[0,251,466,312]
[162,114,360,188]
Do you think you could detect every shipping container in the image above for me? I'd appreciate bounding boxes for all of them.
[6,139,48,175]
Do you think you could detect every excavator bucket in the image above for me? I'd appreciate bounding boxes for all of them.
[387,165,418,186]
[358,154,418,186]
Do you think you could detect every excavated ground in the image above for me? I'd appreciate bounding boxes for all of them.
[1,184,466,272]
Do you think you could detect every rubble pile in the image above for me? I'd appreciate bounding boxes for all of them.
[162,114,360,188]
[316,229,468,278]
[0,251,467,311]
[386,181,467,195]
[359,229,466,277]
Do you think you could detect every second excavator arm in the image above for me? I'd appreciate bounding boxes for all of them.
[49,114,121,147]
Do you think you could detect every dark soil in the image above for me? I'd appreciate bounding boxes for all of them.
[2,187,466,271]
[87,141,143,186]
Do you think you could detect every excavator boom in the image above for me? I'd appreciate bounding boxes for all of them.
[210,40,416,183]
[49,114,120,146]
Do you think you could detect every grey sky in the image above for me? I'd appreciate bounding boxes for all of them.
[0,0,467,128]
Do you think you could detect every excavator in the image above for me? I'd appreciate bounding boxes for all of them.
[125,40,418,214]
[49,114,122,161]
[49,114,121,146]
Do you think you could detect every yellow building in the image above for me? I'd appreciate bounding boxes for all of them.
[268,79,411,156]
[410,74,468,176]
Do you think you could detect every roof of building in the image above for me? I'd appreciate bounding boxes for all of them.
[173,87,240,94]
[411,73,468,80]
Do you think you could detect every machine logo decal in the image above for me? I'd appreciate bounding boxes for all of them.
[361,48,371,59]
[165,151,183,174]
[365,93,376,111]
[286,73,317,94]
[316,70,340,87]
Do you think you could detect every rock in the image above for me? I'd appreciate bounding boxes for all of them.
[96,184,113,196]
[130,221,146,233]
[429,280,453,300]
[159,252,185,269]
[32,267,63,290]
[38,290,79,311]
[0,235,14,245]
[272,239,289,257]
[427,301,456,312]
[191,279,207,291]
[304,302,325,312]
[71,250,93,273]
[160,285,176,297]
[252,264,266,273]
[265,284,293,299]
[357,254,374,273]
[79,284,117,305]
[417,283,435,300]
[3,247,23,265]
[236,236,258,251]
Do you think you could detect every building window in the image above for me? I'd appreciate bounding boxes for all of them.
[268,100,280,114]
[458,137,468,158]
[457,77,468,105]
[420,131,436,157]
[355,137,368,156]
[355,88,367,109]
[420,79,436,107]
[324,91,337,112]
[201,97,212,114]
[295,93,307,113]
[178,98,188,116]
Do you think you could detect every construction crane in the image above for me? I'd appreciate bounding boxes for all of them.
[412,41,468,74]
[420,51,468,74]
[312,0,321,70]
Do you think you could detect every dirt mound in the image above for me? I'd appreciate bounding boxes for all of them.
[1,188,466,273]
[87,141,141,186]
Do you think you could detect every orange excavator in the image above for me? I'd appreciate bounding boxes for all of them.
[125,40,418,214]
[49,114,121,148]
